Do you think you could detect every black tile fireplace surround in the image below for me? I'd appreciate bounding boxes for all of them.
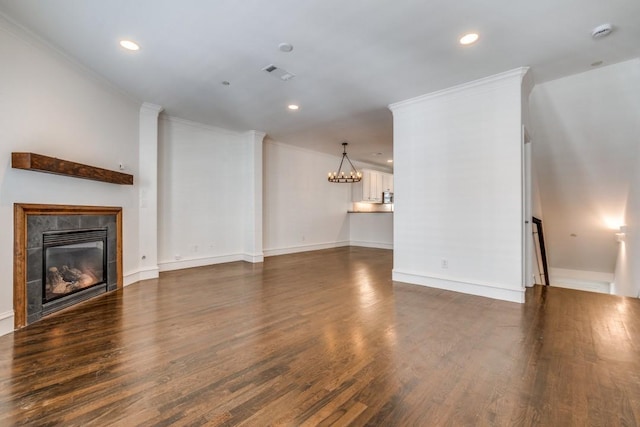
[26,214,118,324]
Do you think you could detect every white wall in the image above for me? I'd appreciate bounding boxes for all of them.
[263,140,351,256]
[157,116,261,270]
[531,159,546,285]
[606,60,640,297]
[0,19,141,334]
[531,167,544,219]
[389,68,529,303]
[613,147,640,297]
[530,59,640,277]
[349,213,393,249]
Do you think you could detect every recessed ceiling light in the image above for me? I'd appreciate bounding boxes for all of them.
[119,40,140,51]
[459,33,479,45]
[387,159,393,163]
[279,43,294,53]
[288,104,299,110]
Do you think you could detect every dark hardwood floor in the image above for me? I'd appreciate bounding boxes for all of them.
[1,247,639,426]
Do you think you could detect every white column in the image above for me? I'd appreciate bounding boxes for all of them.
[244,130,266,263]
[138,102,163,280]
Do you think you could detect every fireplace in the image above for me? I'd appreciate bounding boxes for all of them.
[14,204,123,328]
[42,228,108,315]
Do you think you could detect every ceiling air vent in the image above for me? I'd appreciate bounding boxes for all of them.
[262,64,296,81]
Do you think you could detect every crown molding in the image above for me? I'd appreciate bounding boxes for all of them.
[245,130,267,142]
[140,103,164,115]
[389,67,530,112]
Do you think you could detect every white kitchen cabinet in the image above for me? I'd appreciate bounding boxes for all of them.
[352,169,393,203]
[382,173,393,193]
[366,170,383,202]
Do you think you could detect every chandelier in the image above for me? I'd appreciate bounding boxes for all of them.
[328,142,362,183]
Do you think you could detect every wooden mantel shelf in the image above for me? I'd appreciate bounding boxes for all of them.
[12,152,133,185]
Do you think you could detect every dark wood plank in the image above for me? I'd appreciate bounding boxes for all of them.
[1,247,639,425]
[12,152,133,185]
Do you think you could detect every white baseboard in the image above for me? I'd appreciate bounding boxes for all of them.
[263,240,350,257]
[123,266,159,286]
[242,253,264,263]
[550,268,614,283]
[123,272,137,286]
[123,271,140,286]
[550,268,612,294]
[392,270,525,303]
[139,267,160,281]
[0,310,15,337]
[158,253,247,272]
[349,240,393,250]
[552,281,611,294]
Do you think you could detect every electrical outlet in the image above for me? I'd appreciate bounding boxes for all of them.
[441,259,448,269]
[193,245,198,252]
[175,254,182,260]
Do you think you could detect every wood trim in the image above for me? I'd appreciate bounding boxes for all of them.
[12,152,134,185]
[13,205,27,329]
[13,203,124,328]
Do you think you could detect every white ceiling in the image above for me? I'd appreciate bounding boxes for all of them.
[0,0,639,166]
